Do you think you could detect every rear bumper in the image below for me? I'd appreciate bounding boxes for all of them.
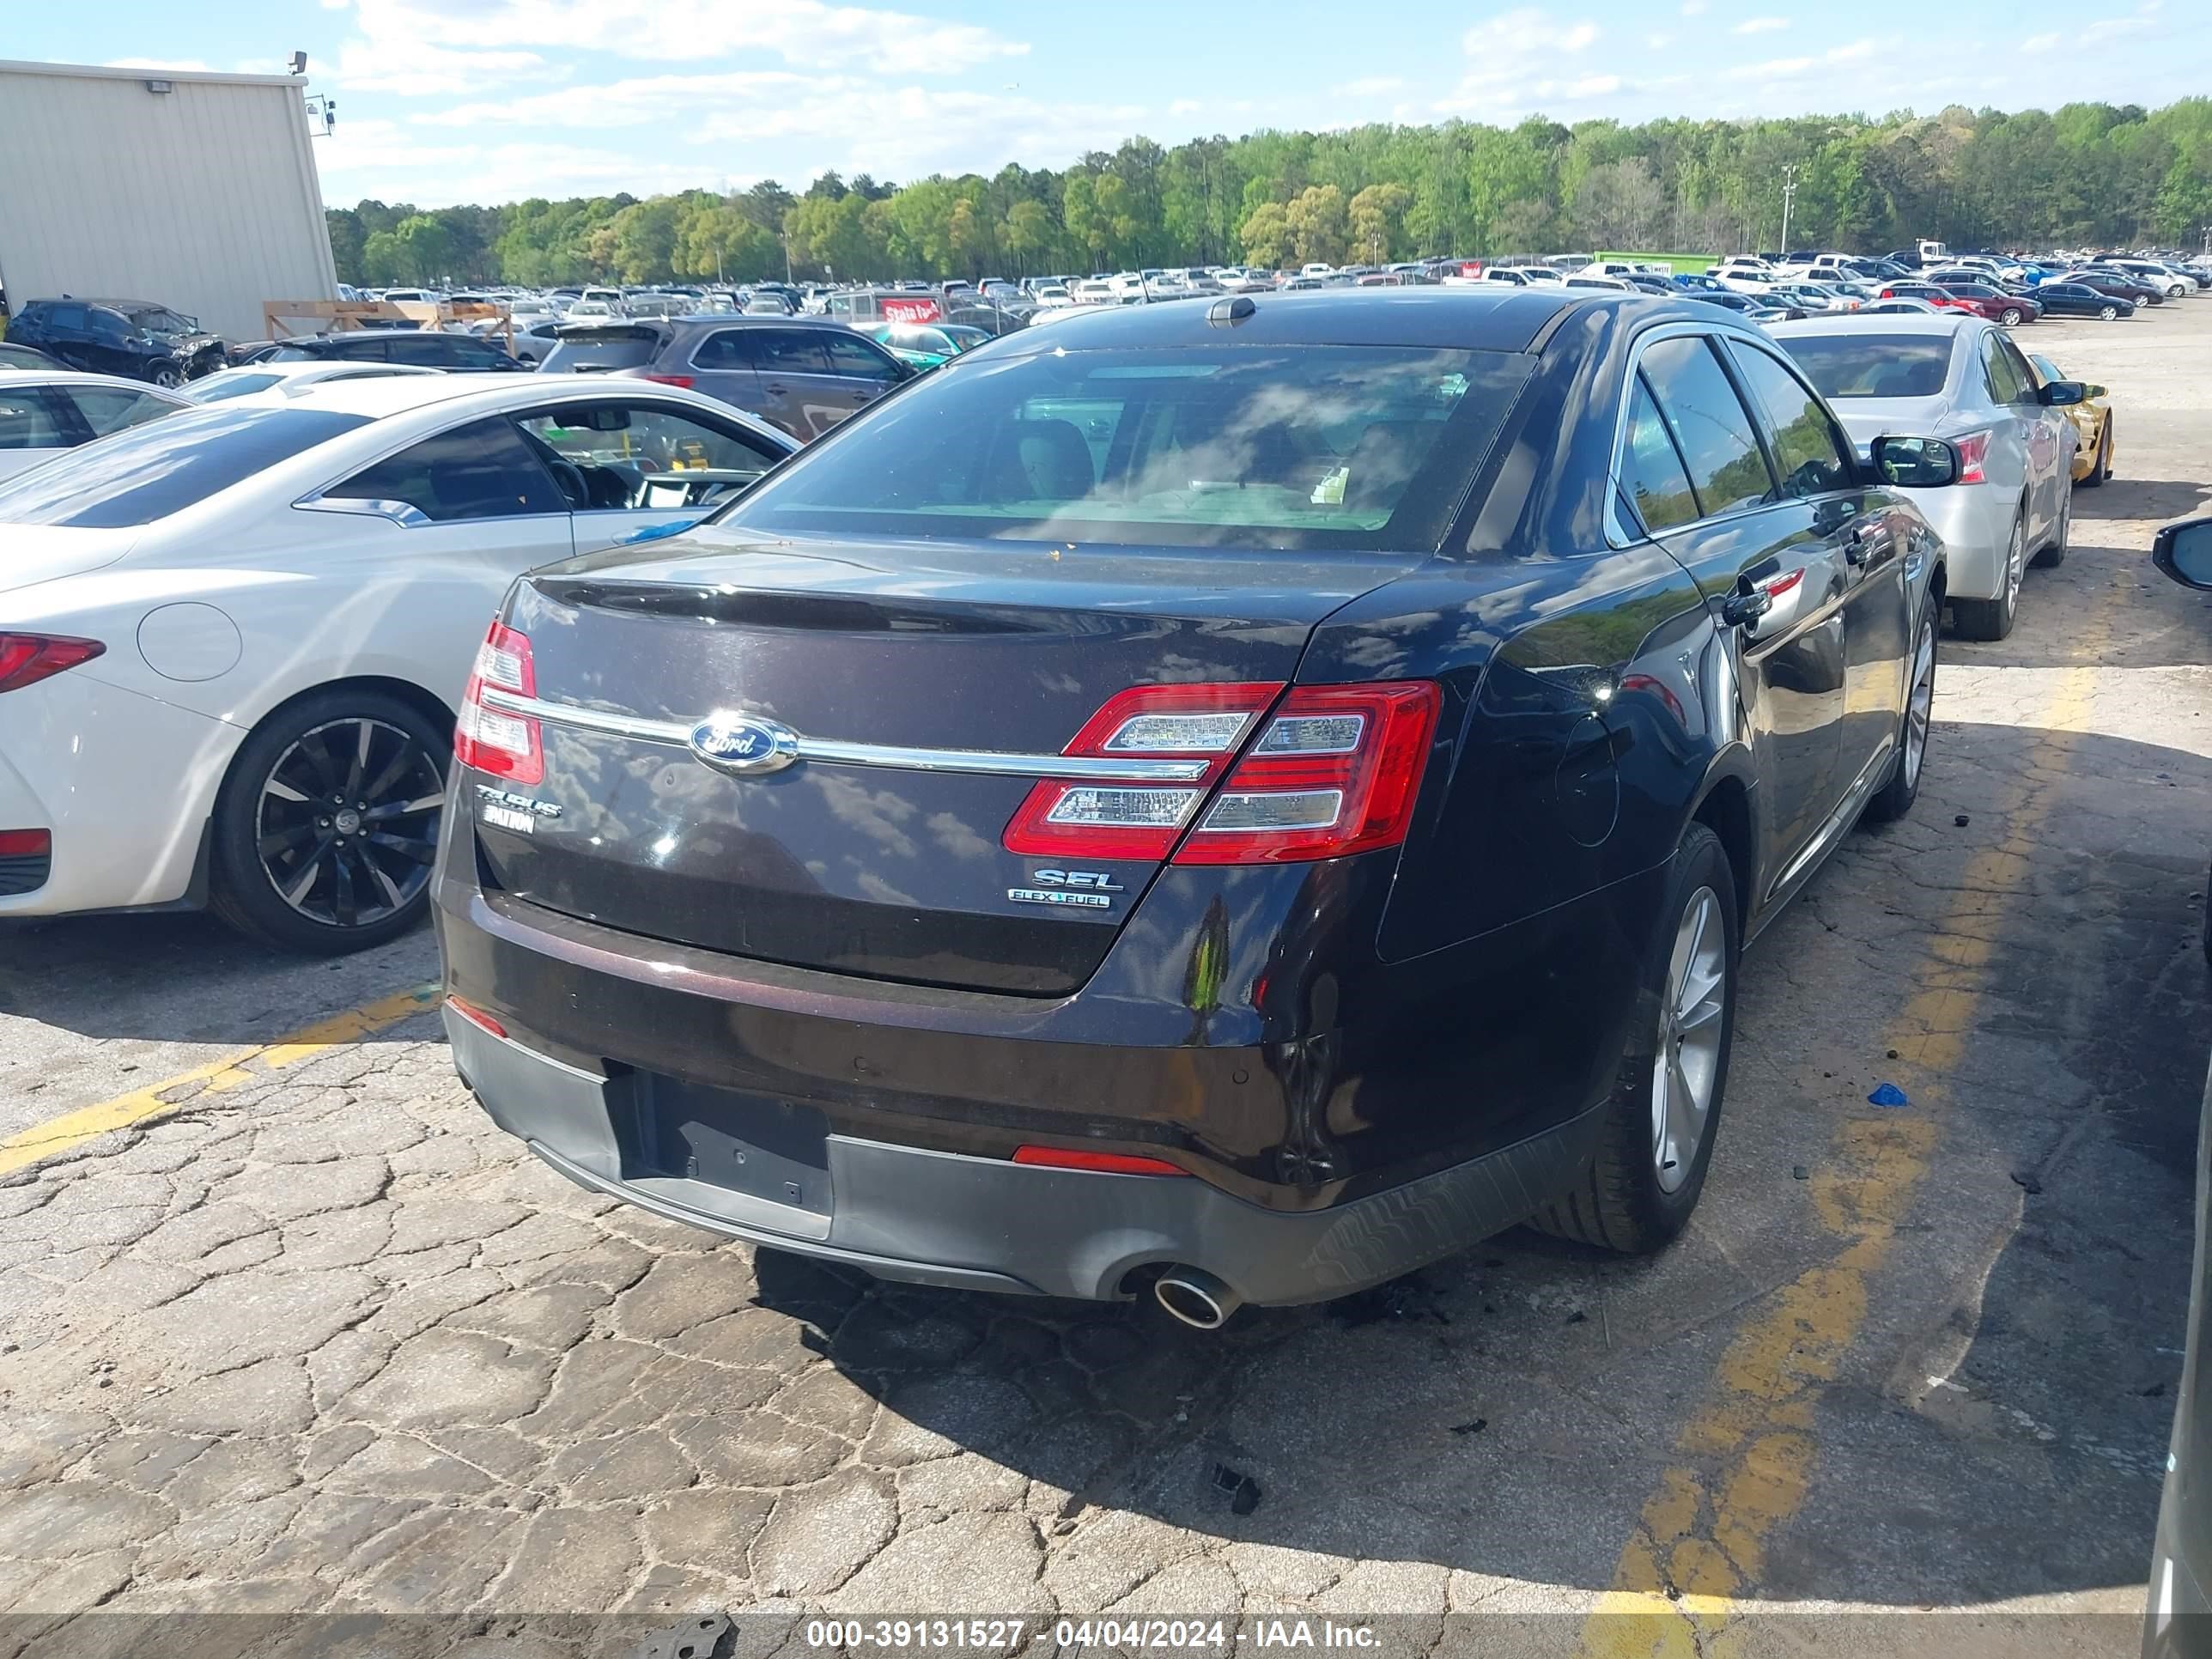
[447,1004,1601,1304]
[1913,484,2014,602]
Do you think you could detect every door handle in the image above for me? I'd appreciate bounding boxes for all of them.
[1843,526,1869,566]
[763,382,789,394]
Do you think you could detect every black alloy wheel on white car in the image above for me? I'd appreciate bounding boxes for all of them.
[209,689,448,954]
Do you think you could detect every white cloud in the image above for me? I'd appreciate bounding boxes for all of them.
[105,56,217,72]
[1334,75,1407,97]
[333,0,1025,95]
[1440,9,1602,110]
[1646,33,1674,48]
[1725,36,1884,81]
[2020,30,2062,51]
[2023,4,2155,51]
[317,116,745,204]
[1681,0,1708,13]
[1170,98,1203,114]
[1734,15,1790,31]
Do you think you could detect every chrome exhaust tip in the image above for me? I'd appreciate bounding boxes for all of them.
[1153,1267,1243,1329]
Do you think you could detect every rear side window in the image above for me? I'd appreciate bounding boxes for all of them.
[0,407,368,526]
[1723,343,1855,500]
[0,386,70,450]
[721,343,1533,553]
[46,304,88,333]
[822,333,899,381]
[754,331,832,373]
[1638,337,1776,519]
[65,386,182,436]
[1619,376,1700,532]
[324,416,567,523]
[690,330,755,370]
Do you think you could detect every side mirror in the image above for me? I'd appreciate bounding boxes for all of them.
[2153,518,2212,592]
[2038,380,2087,406]
[2082,383,2106,400]
[1869,435,1959,489]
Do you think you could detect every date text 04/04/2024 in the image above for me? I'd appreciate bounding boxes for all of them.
[799,1622,1382,1650]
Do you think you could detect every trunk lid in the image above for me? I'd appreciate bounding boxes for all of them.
[473,528,1419,994]
[0,527,141,598]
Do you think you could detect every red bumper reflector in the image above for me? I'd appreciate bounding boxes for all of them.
[0,830,52,857]
[1012,1146,1188,1176]
[446,995,507,1041]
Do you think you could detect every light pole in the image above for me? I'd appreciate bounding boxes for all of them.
[1778,165,1799,258]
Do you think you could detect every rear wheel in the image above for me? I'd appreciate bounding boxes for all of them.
[1865,591,1936,824]
[1951,511,2025,641]
[1533,822,1737,1254]
[209,689,447,954]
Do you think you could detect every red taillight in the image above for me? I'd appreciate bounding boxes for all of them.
[0,830,52,857]
[453,620,544,785]
[1012,1145,1188,1176]
[1003,682,1283,860]
[1952,430,1990,485]
[1174,681,1441,865]
[641,374,695,389]
[446,994,508,1040]
[0,634,105,695]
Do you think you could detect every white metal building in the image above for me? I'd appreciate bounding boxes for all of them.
[0,59,338,344]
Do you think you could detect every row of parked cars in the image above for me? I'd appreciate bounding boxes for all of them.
[0,278,2127,1328]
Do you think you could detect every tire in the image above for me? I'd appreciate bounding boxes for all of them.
[2032,483,2068,568]
[1865,590,1936,824]
[1950,511,2025,641]
[2000,307,2023,326]
[2100,304,2119,321]
[149,362,184,389]
[1532,822,1738,1254]
[208,688,448,955]
[2080,423,2110,488]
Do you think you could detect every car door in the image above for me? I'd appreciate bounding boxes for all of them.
[513,397,793,554]
[1975,329,2059,545]
[299,416,576,710]
[681,325,770,416]
[0,383,81,482]
[1625,331,1850,888]
[744,327,851,440]
[38,304,94,372]
[1988,328,2068,542]
[81,308,136,378]
[1725,336,1909,792]
[817,330,905,422]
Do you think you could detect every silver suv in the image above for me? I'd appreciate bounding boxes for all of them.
[539,316,913,441]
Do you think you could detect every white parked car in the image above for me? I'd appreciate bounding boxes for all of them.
[1769,315,2081,641]
[0,375,797,951]
[0,372,190,482]
[184,361,444,403]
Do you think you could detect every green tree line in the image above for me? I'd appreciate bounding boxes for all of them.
[329,98,2212,288]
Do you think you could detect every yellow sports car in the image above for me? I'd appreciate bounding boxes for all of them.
[2029,351,2114,486]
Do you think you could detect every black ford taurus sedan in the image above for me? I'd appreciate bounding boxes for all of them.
[433,288,1957,1325]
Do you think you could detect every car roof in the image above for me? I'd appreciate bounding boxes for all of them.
[264,368,798,446]
[0,369,189,393]
[979,287,1681,355]
[1767,314,1971,339]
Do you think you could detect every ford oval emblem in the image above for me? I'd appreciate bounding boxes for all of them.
[687,713,799,776]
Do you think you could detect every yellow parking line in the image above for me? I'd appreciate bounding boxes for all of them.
[0,981,440,1179]
[1581,596,2122,1656]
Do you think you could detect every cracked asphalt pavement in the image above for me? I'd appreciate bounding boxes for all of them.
[3,306,2210,1657]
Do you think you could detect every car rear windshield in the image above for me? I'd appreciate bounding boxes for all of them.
[190,371,284,402]
[542,328,664,373]
[0,406,367,528]
[716,343,1534,551]
[1775,334,1954,400]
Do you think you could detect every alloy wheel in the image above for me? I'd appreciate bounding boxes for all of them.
[2006,518,2025,611]
[255,717,444,929]
[1651,886,1726,1194]
[151,365,183,388]
[1903,605,1936,793]
[2100,304,2119,320]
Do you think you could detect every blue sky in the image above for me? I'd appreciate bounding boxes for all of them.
[13,0,2198,207]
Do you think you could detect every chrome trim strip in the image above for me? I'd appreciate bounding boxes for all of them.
[478,688,1213,781]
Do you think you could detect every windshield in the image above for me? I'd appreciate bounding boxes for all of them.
[717,343,1532,552]
[1777,334,1955,400]
[189,371,284,402]
[541,329,662,372]
[128,307,197,335]
[0,407,367,528]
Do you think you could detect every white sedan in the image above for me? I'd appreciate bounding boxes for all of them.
[0,374,797,951]
[184,360,444,403]
[0,372,191,482]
